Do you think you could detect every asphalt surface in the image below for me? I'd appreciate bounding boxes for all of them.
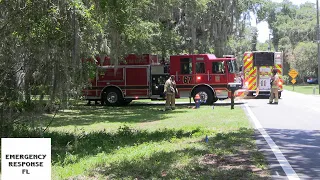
[243,90,320,180]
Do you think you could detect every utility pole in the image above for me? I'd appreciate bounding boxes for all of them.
[317,0,320,94]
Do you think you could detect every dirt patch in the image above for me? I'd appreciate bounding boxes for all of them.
[200,152,270,178]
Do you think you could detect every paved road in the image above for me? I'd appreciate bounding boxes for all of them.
[243,90,320,180]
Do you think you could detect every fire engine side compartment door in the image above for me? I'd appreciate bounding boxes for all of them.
[193,56,207,85]
[125,66,149,97]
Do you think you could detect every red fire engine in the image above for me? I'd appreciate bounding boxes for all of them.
[82,54,238,106]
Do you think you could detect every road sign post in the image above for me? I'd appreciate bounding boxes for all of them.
[289,69,299,91]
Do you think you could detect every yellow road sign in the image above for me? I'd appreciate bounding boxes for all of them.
[291,79,297,84]
[289,69,298,79]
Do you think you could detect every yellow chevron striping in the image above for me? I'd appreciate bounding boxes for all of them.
[244,57,250,65]
[248,77,257,90]
[244,54,253,68]
[275,64,282,72]
[249,84,257,90]
[249,68,256,76]
[244,61,249,67]
[252,78,257,89]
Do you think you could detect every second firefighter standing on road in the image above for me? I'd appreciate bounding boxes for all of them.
[269,69,280,105]
[164,75,178,110]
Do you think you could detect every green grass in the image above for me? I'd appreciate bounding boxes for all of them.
[7,104,269,179]
[43,103,248,133]
[284,84,319,95]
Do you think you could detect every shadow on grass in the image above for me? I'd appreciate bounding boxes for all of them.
[12,126,201,166]
[45,101,245,128]
[93,148,210,179]
[70,128,269,180]
[44,104,189,128]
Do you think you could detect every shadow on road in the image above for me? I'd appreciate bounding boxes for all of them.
[255,128,320,179]
[244,95,270,100]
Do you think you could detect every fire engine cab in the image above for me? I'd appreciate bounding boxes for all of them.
[241,51,283,97]
[83,54,238,106]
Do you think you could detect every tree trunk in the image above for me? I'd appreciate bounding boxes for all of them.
[50,57,58,106]
[214,38,226,58]
[110,28,121,65]
[0,105,4,137]
[191,20,197,54]
[24,62,32,105]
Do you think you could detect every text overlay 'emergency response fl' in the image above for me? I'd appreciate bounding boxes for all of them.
[1,138,51,180]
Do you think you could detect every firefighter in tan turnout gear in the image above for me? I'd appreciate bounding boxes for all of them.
[164,75,178,110]
[268,69,280,105]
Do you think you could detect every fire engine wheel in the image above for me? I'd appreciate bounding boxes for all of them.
[193,87,214,105]
[102,88,123,106]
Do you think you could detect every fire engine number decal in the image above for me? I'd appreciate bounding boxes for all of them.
[183,76,192,84]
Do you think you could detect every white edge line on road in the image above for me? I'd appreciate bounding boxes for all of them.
[244,103,300,180]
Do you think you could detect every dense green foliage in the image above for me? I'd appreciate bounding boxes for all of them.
[0,0,319,135]
[0,0,264,133]
[257,1,318,79]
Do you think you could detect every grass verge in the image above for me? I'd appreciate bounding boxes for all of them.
[6,104,270,179]
[283,84,318,95]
